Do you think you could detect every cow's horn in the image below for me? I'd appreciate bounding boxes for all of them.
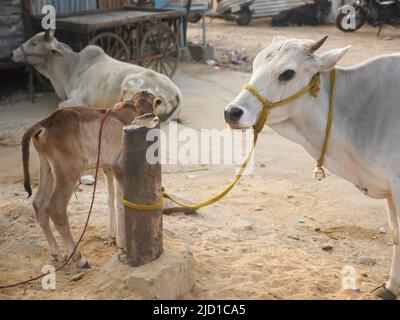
[310,35,328,52]
[44,29,50,41]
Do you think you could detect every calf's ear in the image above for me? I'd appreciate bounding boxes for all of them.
[317,46,350,71]
[152,98,162,110]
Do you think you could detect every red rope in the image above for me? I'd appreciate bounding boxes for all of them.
[0,109,113,290]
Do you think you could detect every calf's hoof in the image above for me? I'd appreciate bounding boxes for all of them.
[77,258,91,269]
[52,254,67,263]
[372,284,398,300]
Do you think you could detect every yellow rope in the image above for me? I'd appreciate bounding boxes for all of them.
[123,71,335,211]
[317,69,336,168]
[122,198,164,211]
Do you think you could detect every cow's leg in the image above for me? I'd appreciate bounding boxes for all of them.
[33,155,64,262]
[46,164,90,268]
[386,196,400,246]
[103,169,116,238]
[374,193,400,299]
[58,98,86,109]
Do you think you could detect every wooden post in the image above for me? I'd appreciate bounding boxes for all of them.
[123,121,163,266]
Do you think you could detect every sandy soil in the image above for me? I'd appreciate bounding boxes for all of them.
[1,23,399,300]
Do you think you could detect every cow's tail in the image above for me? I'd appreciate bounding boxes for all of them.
[21,123,42,198]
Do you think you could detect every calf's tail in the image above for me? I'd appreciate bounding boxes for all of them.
[21,124,42,198]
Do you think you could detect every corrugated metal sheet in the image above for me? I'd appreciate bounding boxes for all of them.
[251,0,305,18]
[98,0,131,9]
[30,0,97,16]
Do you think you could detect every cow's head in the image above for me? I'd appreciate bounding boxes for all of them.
[121,70,182,121]
[224,36,350,129]
[11,30,64,65]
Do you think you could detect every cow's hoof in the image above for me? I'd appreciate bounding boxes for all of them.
[372,284,398,300]
[77,258,91,269]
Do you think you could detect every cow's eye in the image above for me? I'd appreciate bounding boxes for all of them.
[31,42,37,47]
[278,69,295,81]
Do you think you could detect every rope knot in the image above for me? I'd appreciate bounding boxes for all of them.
[310,73,321,98]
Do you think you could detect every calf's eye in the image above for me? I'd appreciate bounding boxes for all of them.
[278,69,295,81]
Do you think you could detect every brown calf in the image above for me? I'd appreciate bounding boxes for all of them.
[22,91,160,268]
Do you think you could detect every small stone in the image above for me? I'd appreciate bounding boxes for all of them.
[298,218,305,224]
[357,256,376,266]
[187,174,198,180]
[361,272,368,278]
[288,235,300,241]
[80,175,95,185]
[378,227,386,234]
[314,227,321,232]
[232,219,253,231]
[321,245,333,252]
[70,272,85,282]
[286,195,294,199]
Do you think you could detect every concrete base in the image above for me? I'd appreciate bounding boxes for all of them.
[178,47,192,62]
[92,248,195,299]
[188,44,214,62]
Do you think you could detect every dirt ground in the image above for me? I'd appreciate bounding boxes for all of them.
[1,22,400,300]
[188,18,400,72]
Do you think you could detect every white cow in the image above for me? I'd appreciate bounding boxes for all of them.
[225,35,400,300]
[11,30,181,120]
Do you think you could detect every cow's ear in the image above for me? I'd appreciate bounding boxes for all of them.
[317,46,350,71]
[48,41,64,56]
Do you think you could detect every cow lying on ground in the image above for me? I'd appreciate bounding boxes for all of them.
[225,36,400,299]
[271,0,331,26]
[12,30,181,121]
[22,91,160,268]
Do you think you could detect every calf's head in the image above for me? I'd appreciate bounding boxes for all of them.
[224,36,350,129]
[12,30,65,65]
[121,70,182,121]
[114,91,162,119]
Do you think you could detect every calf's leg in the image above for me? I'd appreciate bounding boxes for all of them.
[33,155,64,262]
[46,163,90,268]
[103,169,116,238]
[114,175,126,250]
[112,152,126,250]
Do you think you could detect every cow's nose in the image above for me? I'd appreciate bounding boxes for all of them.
[226,107,243,123]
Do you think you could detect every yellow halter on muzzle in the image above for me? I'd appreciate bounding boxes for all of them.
[244,69,337,180]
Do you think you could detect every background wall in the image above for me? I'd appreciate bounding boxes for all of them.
[0,0,24,59]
